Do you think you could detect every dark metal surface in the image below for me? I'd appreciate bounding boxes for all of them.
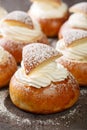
[0,0,87,130]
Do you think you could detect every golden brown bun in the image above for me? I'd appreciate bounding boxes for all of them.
[0,34,48,63]
[0,11,49,63]
[56,30,87,86]
[29,1,69,37]
[57,57,87,86]
[36,12,69,37]
[0,47,17,88]
[10,72,79,114]
[9,43,79,114]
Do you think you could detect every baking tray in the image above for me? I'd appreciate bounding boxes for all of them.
[0,0,87,130]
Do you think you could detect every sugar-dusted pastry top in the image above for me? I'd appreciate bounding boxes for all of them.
[68,13,87,29]
[60,29,87,46]
[68,2,87,29]
[0,46,11,65]
[0,7,7,19]
[0,11,43,43]
[56,30,87,62]
[69,2,87,14]
[29,0,68,19]
[23,43,62,74]
[15,43,69,88]
[2,11,33,27]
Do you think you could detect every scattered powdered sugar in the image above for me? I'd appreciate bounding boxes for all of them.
[0,89,31,126]
[80,88,87,96]
[0,90,19,119]
[0,87,87,129]
[0,89,60,126]
[0,89,61,126]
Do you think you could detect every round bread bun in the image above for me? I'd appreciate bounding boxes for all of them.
[35,13,69,38]
[29,0,69,37]
[58,2,87,39]
[56,29,87,86]
[9,43,79,114]
[0,11,48,63]
[10,73,79,114]
[0,46,17,88]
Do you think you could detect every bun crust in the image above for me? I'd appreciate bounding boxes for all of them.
[36,12,69,37]
[56,30,87,86]
[0,47,17,88]
[9,43,79,114]
[2,11,34,28]
[57,57,87,86]
[29,1,69,37]
[0,35,48,63]
[9,73,79,114]
[0,11,48,63]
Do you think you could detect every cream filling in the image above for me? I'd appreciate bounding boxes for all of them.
[15,61,69,88]
[29,2,68,19]
[0,21,42,43]
[68,13,87,29]
[56,39,87,62]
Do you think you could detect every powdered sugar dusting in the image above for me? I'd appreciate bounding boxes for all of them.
[1,11,33,26]
[0,39,87,129]
[0,89,30,125]
[63,29,87,46]
[70,2,87,14]
[23,43,60,73]
[80,89,87,96]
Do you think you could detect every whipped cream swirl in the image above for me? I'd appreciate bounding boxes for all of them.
[0,20,42,43]
[56,39,87,62]
[15,61,69,88]
[29,2,68,19]
[68,13,87,29]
